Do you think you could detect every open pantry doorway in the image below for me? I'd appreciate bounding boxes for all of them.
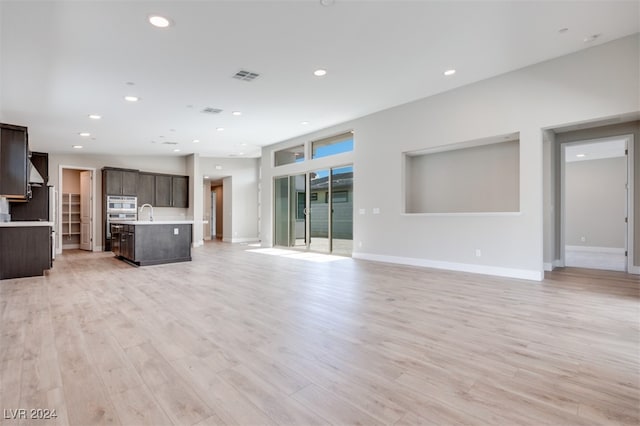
[59,166,96,252]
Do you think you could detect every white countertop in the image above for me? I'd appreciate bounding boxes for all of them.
[110,220,195,225]
[0,221,53,227]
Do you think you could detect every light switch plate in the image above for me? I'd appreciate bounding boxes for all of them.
[373,207,380,214]
[174,228,179,235]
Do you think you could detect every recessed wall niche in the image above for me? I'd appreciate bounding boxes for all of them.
[404,134,520,214]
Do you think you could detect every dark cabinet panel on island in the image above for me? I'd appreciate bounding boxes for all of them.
[111,222,191,266]
[0,123,29,200]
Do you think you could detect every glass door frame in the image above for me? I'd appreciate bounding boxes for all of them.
[273,163,353,255]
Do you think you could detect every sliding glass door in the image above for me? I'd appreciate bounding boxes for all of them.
[330,165,353,256]
[274,174,306,247]
[274,165,353,255]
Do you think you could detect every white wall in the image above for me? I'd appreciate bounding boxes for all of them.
[187,153,204,247]
[261,34,640,281]
[200,157,260,242]
[555,121,640,266]
[565,157,626,248]
[542,129,556,270]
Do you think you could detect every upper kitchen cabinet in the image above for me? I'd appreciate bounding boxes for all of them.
[10,152,49,221]
[103,168,138,196]
[155,174,189,208]
[172,176,188,208]
[0,123,29,200]
[137,172,155,205]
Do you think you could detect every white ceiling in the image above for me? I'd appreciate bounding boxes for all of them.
[1,1,638,158]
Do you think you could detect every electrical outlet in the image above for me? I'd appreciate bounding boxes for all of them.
[580,236,586,242]
[475,249,481,257]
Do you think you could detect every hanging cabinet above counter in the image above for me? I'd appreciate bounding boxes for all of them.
[0,123,29,200]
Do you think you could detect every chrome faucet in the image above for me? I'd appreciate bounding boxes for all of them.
[139,204,154,221]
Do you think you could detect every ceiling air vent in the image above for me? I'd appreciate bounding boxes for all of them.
[161,141,179,145]
[232,70,260,82]
[201,107,223,114]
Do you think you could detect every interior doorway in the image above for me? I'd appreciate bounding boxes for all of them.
[274,165,353,255]
[561,137,631,271]
[59,166,95,251]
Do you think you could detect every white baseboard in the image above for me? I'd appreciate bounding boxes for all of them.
[565,246,626,271]
[62,243,80,250]
[192,239,204,248]
[223,237,260,243]
[94,245,104,252]
[628,265,640,275]
[565,245,625,254]
[352,252,543,281]
[544,259,564,271]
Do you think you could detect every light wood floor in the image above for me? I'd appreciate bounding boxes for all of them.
[1,242,638,426]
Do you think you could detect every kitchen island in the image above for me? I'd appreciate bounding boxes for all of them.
[0,221,53,279]
[110,220,192,266]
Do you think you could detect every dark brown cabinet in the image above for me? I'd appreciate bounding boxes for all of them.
[111,222,192,266]
[10,152,49,221]
[172,176,189,208]
[0,226,51,279]
[154,175,172,207]
[137,172,155,205]
[155,174,189,208]
[103,168,138,196]
[0,123,29,200]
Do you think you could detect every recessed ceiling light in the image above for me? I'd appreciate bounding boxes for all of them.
[576,153,586,158]
[444,69,456,76]
[232,111,242,116]
[124,96,139,102]
[320,0,335,7]
[79,132,91,137]
[88,114,101,120]
[216,127,224,131]
[173,148,181,152]
[72,145,83,149]
[301,121,309,125]
[314,69,327,77]
[239,152,245,156]
[204,175,210,179]
[149,15,171,28]
[192,139,200,143]
[240,143,247,146]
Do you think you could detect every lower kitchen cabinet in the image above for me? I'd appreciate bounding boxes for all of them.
[0,225,52,279]
[111,222,191,266]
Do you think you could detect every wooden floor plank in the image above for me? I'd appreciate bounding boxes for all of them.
[0,242,638,425]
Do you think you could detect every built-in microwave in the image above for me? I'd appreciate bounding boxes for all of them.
[106,195,137,212]
[106,196,137,240]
